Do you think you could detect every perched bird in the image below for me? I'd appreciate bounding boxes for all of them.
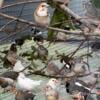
[3,43,17,68]
[60,56,74,72]
[34,2,50,27]
[17,73,42,92]
[31,27,44,42]
[37,43,48,60]
[15,90,35,100]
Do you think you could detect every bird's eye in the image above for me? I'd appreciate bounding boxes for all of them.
[42,5,45,7]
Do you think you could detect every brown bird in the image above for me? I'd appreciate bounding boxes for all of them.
[46,60,60,75]
[34,2,50,27]
[3,43,17,68]
[0,71,19,92]
[15,90,35,100]
[37,43,48,60]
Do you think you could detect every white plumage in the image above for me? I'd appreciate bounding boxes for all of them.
[17,73,42,91]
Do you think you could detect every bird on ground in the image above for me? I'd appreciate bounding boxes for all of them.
[44,85,60,100]
[0,77,14,89]
[55,32,67,41]
[34,2,50,27]
[46,78,60,91]
[3,42,17,68]
[17,72,42,92]
[0,71,19,92]
[37,43,48,60]
[65,79,91,94]
[73,62,86,75]
[15,90,35,100]
[46,60,60,75]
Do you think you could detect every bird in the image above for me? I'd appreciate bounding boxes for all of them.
[73,62,86,75]
[46,60,60,75]
[15,90,35,100]
[55,32,67,41]
[0,71,19,92]
[46,78,60,91]
[31,27,44,42]
[1,71,19,80]
[17,72,42,92]
[37,43,48,60]
[3,42,17,68]
[0,77,14,89]
[44,85,60,100]
[65,79,92,94]
[34,2,50,27]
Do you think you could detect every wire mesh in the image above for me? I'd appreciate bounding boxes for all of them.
[0,0,99,100]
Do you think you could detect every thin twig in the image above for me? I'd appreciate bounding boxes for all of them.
[0,19,16,32]
[0,0,45,9]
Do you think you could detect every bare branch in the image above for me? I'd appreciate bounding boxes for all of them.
[0,0,45,9]
[60,4,100,25]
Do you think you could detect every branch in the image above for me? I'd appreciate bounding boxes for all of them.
[56,1,100,26]
[0,12,100,37]
[0,19,16,32]
[0,0,45,9]
[0,12,83,35]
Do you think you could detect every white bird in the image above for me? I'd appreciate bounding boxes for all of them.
[13,60,25,72]
[34,2,50,27]
[17,73,42,92]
